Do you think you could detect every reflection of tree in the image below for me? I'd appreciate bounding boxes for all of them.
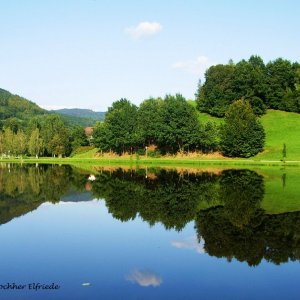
[92,169,219,231]
[2,165,300,267]
[219,169,265,227]
[0,164,87,225]
[196,208,300,266]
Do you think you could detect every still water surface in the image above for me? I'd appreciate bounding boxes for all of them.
[0,164,299,299]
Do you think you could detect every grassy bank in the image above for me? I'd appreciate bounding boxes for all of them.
[2,156,300,167]
[194,108,300,161]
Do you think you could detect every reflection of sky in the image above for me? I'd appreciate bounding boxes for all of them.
[1,198,300,299]
[171,236,205,254]
[126,269,162,287]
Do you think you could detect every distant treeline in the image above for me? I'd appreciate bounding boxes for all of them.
[196,55,300,116]
[0,114,89,158]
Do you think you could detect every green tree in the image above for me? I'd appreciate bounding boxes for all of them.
[0,132,4,156]
[3,128,14,156]
[70,126,88,151]
[196,64,235,117]
[103,99,141,154]
[93,122,113,152]
[28,128,44,158]
[220,99,265,157]
[40,115,70,156]
[14,130,27,157]
[266,58,296,109]
[282,143,287,162]
[158,94,201,153]
[48,134,65,157]
[137,98,164,146]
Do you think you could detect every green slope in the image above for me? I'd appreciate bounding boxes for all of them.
[189,101,300,161]
[257,110,300,161]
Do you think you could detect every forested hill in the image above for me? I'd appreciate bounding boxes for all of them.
[53,108,105,127]
[0,88,46,121]
[53,108,105,121]
[0,88,101,128]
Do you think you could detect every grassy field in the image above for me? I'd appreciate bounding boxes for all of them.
[189,103,300,161]
[258,110,300,161]
[200,109,300,161]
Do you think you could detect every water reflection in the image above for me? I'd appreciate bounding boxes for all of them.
[126,269,162,287]
[0,164,299,266]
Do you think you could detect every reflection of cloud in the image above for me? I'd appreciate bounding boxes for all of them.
[125,21,162,39]
[126,269,162,287]
[172,55,216,75]
[171,236,205,254]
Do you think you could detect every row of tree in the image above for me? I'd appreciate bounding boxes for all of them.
[0,115,88,158]
[93,95,265,157]
[93,94,220,155]
[196,55,300,116]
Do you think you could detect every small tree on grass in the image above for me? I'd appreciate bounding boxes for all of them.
[220,99,265,157]
[282,143,287,162]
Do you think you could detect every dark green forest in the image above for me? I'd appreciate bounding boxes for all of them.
[196,55,300,116]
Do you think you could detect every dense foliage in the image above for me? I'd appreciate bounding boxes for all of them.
[93,94,219,154]
[220,99,265,157]
[0,89,90,157]
[196,55,300,116]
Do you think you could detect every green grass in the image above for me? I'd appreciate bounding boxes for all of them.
[188,101,300,161]
[71,147,99,158]
[257,110,300,161]
[187,100,223,125]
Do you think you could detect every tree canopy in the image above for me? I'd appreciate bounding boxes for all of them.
[196,55,300,116]
[220,99,265,157]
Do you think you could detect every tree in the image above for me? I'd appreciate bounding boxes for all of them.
[40,115,70,156]
[137,98,164,146]
[196,55,300,115]
[103,99,141,154]
[282,143,287,162]
[158,94,201,153]
[93,122,113,152]
[28,128,44,158]
[70,126,88,151]
[196,64,235,117]
[0,131,4,156]
[220,99,265,157]
[3,128,14,156]
[266,58,296,109]
[14,129,27,157]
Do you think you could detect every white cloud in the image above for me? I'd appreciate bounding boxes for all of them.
[172,55,216,75]
[125,22,162,39]
[126,269,162,287]
[171,236,205,254]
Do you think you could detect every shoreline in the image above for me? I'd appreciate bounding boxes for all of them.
[1,157,300,167]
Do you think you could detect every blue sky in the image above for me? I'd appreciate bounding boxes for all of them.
[0,0,299,111]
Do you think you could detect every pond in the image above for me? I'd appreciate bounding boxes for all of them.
[0,164,299,299]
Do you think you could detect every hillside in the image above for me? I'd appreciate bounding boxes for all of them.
[189,100,300,161]
[0,88,101,129]
[0,88,47,124]
[53,108,105,127]
[54,108,105,121]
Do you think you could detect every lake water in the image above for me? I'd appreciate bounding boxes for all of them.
[0,164,299,300]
